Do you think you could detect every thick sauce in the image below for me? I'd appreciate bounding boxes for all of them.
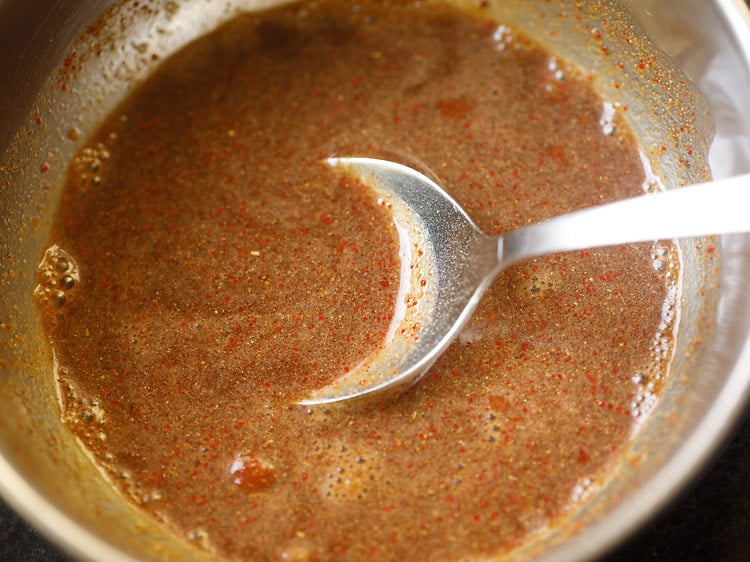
[36,1,679,560]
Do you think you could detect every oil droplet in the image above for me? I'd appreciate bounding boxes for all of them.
[229,453,276,492]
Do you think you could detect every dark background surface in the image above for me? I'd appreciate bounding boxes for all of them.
[3,1,750,561]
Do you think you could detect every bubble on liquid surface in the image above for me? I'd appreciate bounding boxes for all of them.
[311,438,383,503]
[599,101,616,136]
[62,392,105,428]
[630,241,681,426]
[186,528,215,552]
[547,56,564,81]
[492,24,512,51]
[569,476,596,505]
[640,150,666,194]
[71,142,111,191]
[34,245,80,309]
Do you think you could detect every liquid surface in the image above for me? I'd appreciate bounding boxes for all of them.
[37,1,679,560]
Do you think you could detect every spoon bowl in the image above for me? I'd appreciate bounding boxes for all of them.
[299,157,750,406]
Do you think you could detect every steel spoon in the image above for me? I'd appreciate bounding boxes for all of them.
[299,157,750,406]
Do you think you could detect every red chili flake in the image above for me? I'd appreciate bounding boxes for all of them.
[40,163,50,173]
[578,448,589,464]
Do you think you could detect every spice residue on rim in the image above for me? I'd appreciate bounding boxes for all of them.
[36,1,680,560]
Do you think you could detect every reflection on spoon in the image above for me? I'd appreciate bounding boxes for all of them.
[298,157,750,406]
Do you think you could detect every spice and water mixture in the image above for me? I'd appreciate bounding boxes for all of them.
[36,1,680,560]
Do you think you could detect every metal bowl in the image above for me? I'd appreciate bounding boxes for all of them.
[0,1,749,560]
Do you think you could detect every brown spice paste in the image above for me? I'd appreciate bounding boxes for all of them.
[36,1,680,560]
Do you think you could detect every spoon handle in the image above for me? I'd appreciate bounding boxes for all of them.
[500,173,750,264]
